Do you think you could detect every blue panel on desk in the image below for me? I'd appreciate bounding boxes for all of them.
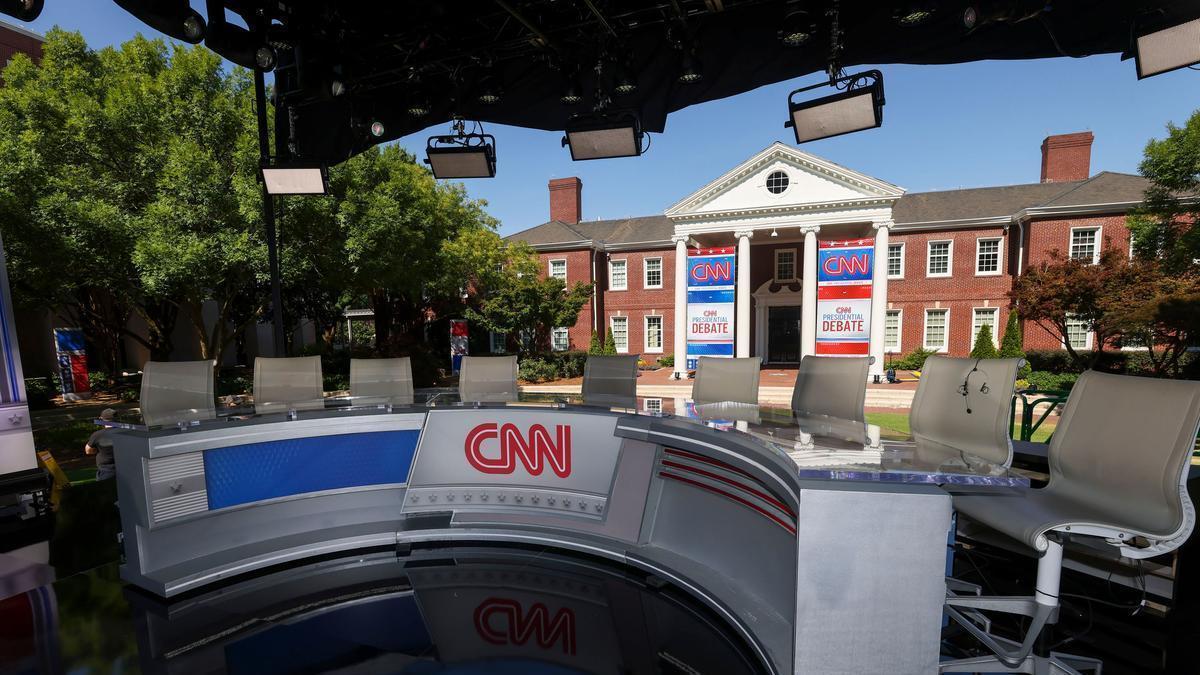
[204,430,419,510]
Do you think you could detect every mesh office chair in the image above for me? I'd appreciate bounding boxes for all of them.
[350,357,414,405]
[943,371,1200,673]
[459,355,519,403]
[909,355,1023,467]
[582,355,638,407]
[791,355,870,421]
[692,356,761,405]
[253,356,325,413]
[139,360,216,426]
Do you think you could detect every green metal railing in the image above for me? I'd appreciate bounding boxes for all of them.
[1009,389,1070,443]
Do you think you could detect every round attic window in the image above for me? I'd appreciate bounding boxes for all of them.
[766,170,789,194]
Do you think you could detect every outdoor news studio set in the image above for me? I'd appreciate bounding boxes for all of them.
[3,1,1200,674]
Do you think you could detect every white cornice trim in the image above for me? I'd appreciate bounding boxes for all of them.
[602,239,674,252]
[893,215,1014,232]
[523,239,601,252]
[668,196,898,223]
[665,142,905,216]
[1014,201,1143,221]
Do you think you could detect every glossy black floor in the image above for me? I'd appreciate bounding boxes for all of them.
[3,479,1199,674]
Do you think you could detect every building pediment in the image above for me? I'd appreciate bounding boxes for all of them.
[665,142,904,222]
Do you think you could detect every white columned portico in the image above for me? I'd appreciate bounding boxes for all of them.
[672,234,689,379]
[869,220,893,380]
[735,230,753,358]
[800,225,821,358]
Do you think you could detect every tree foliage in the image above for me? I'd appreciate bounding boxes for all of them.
[970,324,998,359]
[1126,109,1200,275]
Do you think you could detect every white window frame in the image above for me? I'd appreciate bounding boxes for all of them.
[926,240,953,278]
[887,242,905,280]
[609,259,628,291]
[774,248,797,282]
[643,398,663,413]
[643,257,664,289]
[551,327,569,352]
[548,258,567,281]
[1069,226,1102,265]
[1064,314,1094,351]
[644,314,664,353]
[610,316,629,354]
[971,307,1000,348]
[489,331,506,354]
[974,237,1003,276]
[884,308,902,353]
[923,308,950,353]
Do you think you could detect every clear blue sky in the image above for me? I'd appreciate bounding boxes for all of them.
[24,1,1200,236]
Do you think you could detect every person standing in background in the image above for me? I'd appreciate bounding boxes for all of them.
[84,408,117,481]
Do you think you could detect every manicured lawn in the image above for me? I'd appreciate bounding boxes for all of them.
[865,411,1056,444]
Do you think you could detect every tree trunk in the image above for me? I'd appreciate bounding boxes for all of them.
[371,290,392,350]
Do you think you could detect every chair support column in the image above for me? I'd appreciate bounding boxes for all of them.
[869,220,892,380]
[801,225,820,358]
[735,230,753,358]
[672,235,689,379]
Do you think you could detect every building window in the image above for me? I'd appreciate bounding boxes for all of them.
[887,243,904,279]
[645,315,664,352]
[884,309,902,352]
[489,332,506,354]
[1065,315,1092,350]
[924,309,949,352]
[766,170,789,194]
[1070,228,1100,264]
[975,238,1002,275]
[610,316,629,353]
[644,257,663,289]
[549,259,567,281]
[927,240,952,277]
[643,398,663,414]
[610,259,627,290]
[551,327,569,352]
[972,308,999,347]
[775,249,797,281]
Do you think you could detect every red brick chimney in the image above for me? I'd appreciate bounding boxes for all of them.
[549,177,582,224]
[1040,132,1093,183]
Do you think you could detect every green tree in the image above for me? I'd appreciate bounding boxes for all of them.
[998,309,1030,377]
[588,330,603,355]
[969,324,998,359]
[602,328,618,355]
[1106,262,1200,376]
[0,30,262,365]
[1127,109,1200,275]
[465,244,593,355]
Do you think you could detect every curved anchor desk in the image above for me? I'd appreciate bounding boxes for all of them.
[112,395,1026,674]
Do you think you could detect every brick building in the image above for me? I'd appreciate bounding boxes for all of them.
[508,132,1146,379]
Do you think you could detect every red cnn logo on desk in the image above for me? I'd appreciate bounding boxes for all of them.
[474,597,577,655]
[465,423,572,477]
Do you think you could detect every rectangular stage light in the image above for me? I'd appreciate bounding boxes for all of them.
[425,141,497,178]
[563,113,644,161]
[785,70,884,144]
[260,165,329,195]
[1136,17,1200,79]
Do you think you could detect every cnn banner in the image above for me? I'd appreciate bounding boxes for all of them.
[815,238,873,357]
[685,247,736,370]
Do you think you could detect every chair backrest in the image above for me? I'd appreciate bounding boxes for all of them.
[459,355,518,402]
[791,355,869,421]
[908,355,1022,466]
[253,356,324,410]
[693,356,761,405]
[350,357,414,404]
[1046,370,1200,545]
[582,355,638,407]
[140,360,216,426]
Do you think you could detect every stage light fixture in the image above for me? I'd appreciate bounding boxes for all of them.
[784,70,884,144]
[562,111,645,161]
[1134,17,1200,79]
[260,163,329,195]
[369,120,386,138]
[406,89,431,117]
[330,79,347,97]
[613,61,638,95]
[205,12,275,71]
[677,50,703,84]
[477,75,503,105]
[424,127,497,179]
[780,10,815,46]
[113,1,203,43]
[560,70,584,105]
[894,5,935,27]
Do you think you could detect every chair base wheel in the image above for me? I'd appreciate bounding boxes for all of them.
[940,652,1102,674]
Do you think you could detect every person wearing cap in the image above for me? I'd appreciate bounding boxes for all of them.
[85,408,117,481]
